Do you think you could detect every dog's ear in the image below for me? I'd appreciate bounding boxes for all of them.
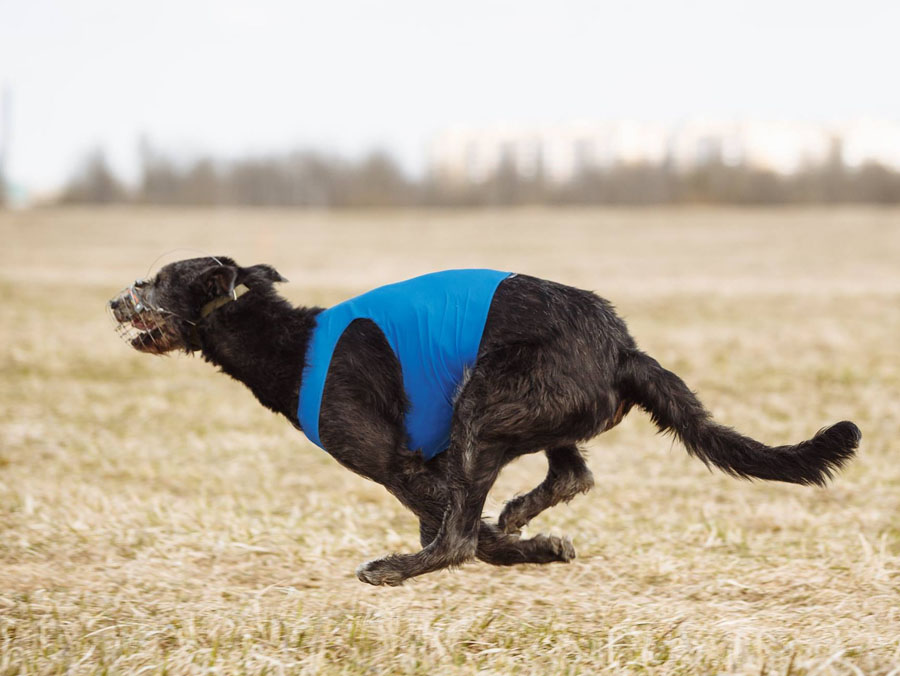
[198,264,238,297]
[245,264,289,284]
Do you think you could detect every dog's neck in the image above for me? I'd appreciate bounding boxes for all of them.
[194,289,320,423]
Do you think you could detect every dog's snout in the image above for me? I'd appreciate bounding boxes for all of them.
[108,291,137,323]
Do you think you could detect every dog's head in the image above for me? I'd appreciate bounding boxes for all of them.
[108,256,287,354]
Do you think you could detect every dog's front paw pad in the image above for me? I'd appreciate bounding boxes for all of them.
[356,558,407,587]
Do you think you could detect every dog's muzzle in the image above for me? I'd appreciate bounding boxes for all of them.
[107,280,179,353]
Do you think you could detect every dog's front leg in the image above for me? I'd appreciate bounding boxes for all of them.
[356,374,503,586]
[357,469,502,585]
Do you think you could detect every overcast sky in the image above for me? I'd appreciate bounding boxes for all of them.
[1,0,898,193]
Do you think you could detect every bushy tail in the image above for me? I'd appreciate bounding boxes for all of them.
[619,349,860,486]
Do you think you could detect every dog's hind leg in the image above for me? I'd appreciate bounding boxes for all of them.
[476,522,576,565]
[416,510,575,565]
[498,445,594,534]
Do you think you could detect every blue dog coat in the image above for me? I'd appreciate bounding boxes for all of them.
[297,269,512,460]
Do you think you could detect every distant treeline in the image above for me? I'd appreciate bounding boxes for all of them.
[59,146,900,207]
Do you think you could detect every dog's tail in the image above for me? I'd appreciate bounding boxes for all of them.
[619,349,860,486]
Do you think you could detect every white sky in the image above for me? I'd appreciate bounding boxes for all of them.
[1,0,899,192]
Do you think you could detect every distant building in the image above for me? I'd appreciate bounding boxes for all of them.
[428,118,900,184]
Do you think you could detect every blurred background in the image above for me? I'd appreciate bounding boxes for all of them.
[2,0,900,208]
[2,2,900,673]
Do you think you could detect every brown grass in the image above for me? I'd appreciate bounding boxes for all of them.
[1,206,898,675]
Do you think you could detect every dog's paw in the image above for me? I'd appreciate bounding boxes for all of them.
[356,556,408,587]
[498,496,529,534]
[531,534,576,563]
[550,535,576,562]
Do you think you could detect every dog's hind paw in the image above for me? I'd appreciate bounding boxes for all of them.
[498,496,530,534]
[534,534,576,563]
[356,556,408,587]
[556,536,576,562]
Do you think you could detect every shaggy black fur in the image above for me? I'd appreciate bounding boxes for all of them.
[109,257,861,586]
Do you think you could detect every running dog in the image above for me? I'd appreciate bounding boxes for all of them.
[108,257,860,586]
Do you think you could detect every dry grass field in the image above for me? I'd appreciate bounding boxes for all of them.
[1,207,899,675]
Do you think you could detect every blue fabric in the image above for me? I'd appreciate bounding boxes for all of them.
[297,269,511,460]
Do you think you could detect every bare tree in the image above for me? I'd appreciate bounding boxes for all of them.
[0,86,10,207]
[55,141,900,208]
[60,148,126,204]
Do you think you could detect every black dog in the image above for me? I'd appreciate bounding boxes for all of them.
[109,257,860,586]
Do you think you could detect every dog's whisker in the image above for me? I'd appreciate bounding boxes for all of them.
[148,314,160,348]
